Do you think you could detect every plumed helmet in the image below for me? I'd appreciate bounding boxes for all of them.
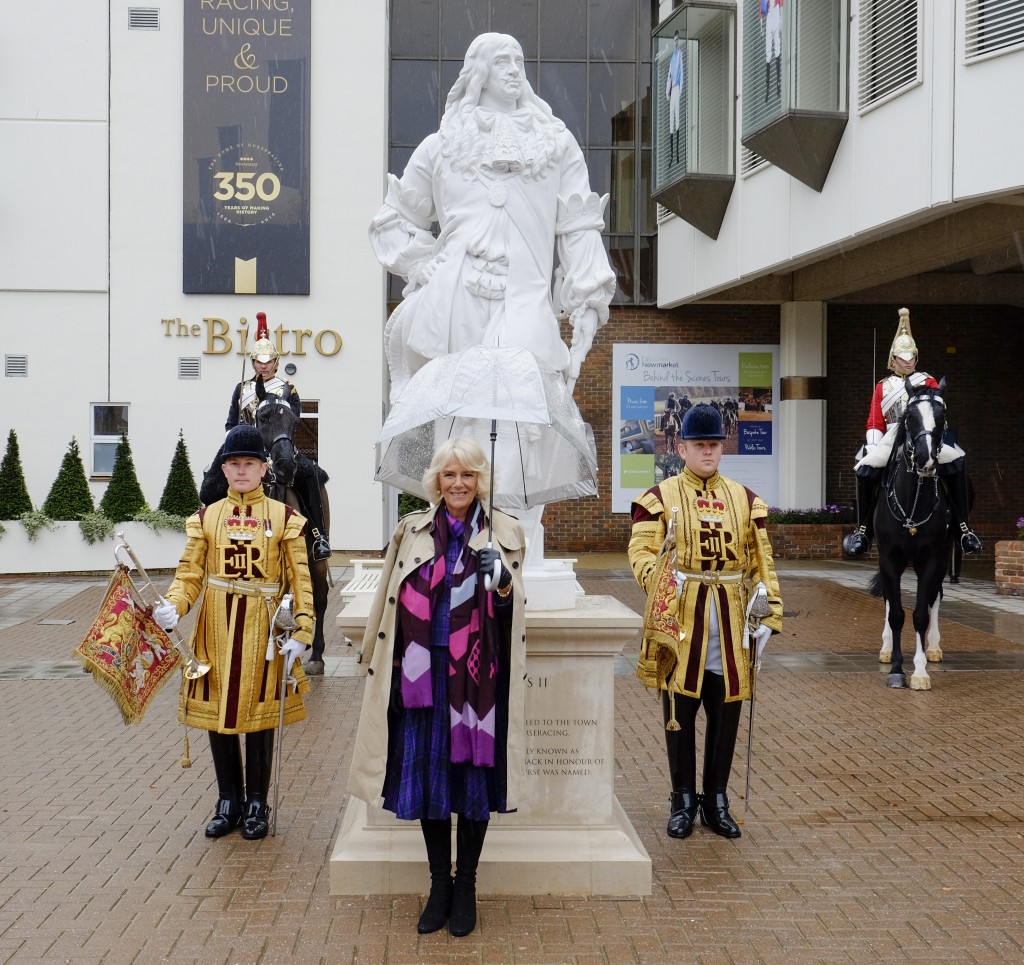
[250,311,279,363]
[681,404,725,440]
[222,424,268,461]
[888,307,918,369]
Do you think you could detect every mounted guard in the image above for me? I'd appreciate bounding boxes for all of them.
[201,311,332,561]
[844,307,981,557]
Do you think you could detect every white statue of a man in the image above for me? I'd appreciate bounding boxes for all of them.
[369,32,617,400]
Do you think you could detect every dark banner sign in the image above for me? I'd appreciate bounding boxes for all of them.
[183,1,310,294]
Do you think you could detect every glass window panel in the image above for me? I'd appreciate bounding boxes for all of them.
[639,59,652,146]
[93,405,128,436]
[389,146,416,180]
[605,235,633,303]
[441,59,463,105]
[538,62,586,145]
[589,62,636,146]
[640,148,655,233]
[93,442,118,476]
[588,148,635,234]
[491,0,538,57]
[540,0,587,59]
[636,234,656,304]
[390,61,441,145]
[441,0,489,58]
[391,0,440,58]
[589,0,635,61]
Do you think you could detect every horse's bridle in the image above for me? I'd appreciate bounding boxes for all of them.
[887,392,945,534]
[255,399,298,485]
[901,391,944,476]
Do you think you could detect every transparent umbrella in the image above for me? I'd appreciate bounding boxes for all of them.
[374,345,598,512]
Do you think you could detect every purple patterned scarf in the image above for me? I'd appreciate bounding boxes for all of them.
[397,501,500,767]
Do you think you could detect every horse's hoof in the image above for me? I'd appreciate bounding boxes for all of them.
[925,648,943,663]
[304,659,325,676]
[909,674,932,691]
[886,672,907,689]
[878,651,892,664]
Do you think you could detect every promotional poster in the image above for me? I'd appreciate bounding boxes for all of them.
[612,343,780,513]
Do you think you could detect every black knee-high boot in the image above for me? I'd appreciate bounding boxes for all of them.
[943,466,982,554]
[662,690,700,839]
[417,818,453,934]
[450,817,488,937]
[775,57,781,96]
[844,472,879,555]
[205,732,244,837]
[765,62,771,102]
[699,673,742,838]
[241,730,274,840]
[297,472,331,561]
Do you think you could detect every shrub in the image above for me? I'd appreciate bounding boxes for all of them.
[1017,516,1024,540]
[42,438,94,520]
[158,431,200,517]
[766,505,855,525]
[399,493,429,517]
[79,511,115,545]
[99,435,148,522]
[0,429,33,518]
[19,510,57,542]
[133,508,188,533]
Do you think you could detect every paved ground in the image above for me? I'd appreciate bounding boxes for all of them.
[2,556,1024,964]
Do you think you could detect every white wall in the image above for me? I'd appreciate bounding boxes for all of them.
[1,2,390,552]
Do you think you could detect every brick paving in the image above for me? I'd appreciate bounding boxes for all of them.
[2,559,1024,964]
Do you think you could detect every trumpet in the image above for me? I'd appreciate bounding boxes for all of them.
[114,533,211,680]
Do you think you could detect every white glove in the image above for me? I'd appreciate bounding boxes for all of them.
[153,597,179,632]
[753,624,772,666]
[278,637,306,677]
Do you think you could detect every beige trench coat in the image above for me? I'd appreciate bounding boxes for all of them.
[346,502,527,811]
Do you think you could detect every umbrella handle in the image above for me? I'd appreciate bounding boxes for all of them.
[483,540,502,592]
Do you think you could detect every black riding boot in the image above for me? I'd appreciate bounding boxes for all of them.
[241,730,274,840]
[450,817,488,937]
[297,472,331,561]
[775,57,781,97]
[699,673,742,839]
[417,818,453,934]
[844,472,879,556]
[205,732,244,837]
[943,466,982,555]
[662,691,700,839]
[765,62,771,102]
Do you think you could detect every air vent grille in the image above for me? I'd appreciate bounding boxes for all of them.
[178,357,201,380]
[5,355,28,377]
[128,7,160,30]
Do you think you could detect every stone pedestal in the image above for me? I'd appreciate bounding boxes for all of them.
[330,593,651,896]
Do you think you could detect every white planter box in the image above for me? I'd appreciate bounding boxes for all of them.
[0,520,184,575]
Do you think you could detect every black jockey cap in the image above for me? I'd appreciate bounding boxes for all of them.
[222,424,268,461]
[681,404,725,440]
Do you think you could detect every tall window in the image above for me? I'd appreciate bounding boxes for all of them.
[91,404,129,477]
[857,0,920,111]
[966,0,1024,60]
[388,0,658,304]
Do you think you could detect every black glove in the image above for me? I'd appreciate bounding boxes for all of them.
[479,547,512,588]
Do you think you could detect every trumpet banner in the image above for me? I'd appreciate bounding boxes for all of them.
[74,564,181,725]
[636,551,683,690]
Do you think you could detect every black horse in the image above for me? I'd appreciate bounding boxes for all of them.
[253,397,332,675]
[868,380,950,690]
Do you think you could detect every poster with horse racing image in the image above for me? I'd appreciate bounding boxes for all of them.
[612,343,780,513]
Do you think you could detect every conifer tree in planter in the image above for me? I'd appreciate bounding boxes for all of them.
[99,435,148,522]
[0,429,33,519]
[42,438,94,520]
[158,430,201,517]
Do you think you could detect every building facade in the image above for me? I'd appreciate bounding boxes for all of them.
[2,1,1021,561]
